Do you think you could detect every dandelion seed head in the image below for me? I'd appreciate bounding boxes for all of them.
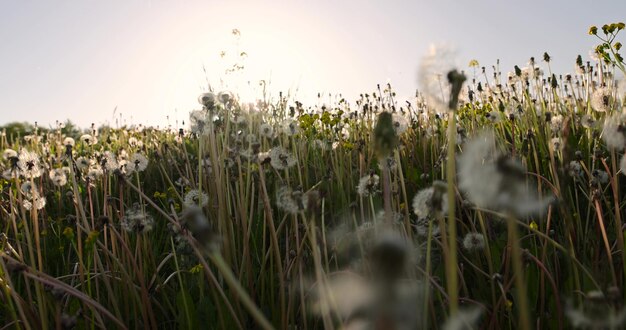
[458,130,551,217]
[591,87,613,112]
[121,203,154,234]
[130,153,149,172]
[75,156,92,171]
[80,134,97,145]
[281,119,300,136]
[462,232,485,252]
[392,114,409,135]
[269,147,297,170]
[550,114,564,133]
[184,189,209,208]
[198,92,216,108]
[567,161,583,179]
[412,183,448,220]
[17,149,42,179]
[49,168,68,186]
[259,123,274,138]
[356,173,380,197]
[275,186,308,214]
[602,113,626,150]
[2,149,17,160]
[63,137,75,147]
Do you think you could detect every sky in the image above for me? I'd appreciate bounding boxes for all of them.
[1,0,625,129]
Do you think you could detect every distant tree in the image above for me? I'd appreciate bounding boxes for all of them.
[60,120,82,138]
[0,122,35,143]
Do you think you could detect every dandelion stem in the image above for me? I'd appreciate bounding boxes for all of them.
[445,109,458,315]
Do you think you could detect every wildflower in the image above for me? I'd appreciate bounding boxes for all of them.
[20,181,36,196]
[17,149,42,179]
[275,186,309,214]
[566,161,583,179]
[128,137,142,148]
[591,169,609,185]
[591,87,613,112]
[49,168,68,186]
[392,114,409,135]
[118,149,129,161]
[75,156,92,171]
[550,114,564,133]
[412,182,448,220]
[184,189,209,208]
[281,119,300,136]
[259,123,274,138]
[257,151,270,163]
[189,110,209,135]
[120,203,154,234]
[551,137,563,151]
[356,173,380,197]
[458,130,551,217]
[198,92,216,108]
[129,153,149,172]
[23,195,46,211]
[80,134,97,145]
[2,169,15,180]
[269,147,297,170]
[63,137,75,147]
[218,91,233,105]
[20,182,46,210]
[117,159,134,176]
[602,113,626,150]
[101,151,118,172]
[462,232,485,252]
[86,165,103,181]
[580,115,596,129]
[2,149,17,160]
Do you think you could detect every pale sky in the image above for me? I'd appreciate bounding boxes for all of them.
[1,0,625,128]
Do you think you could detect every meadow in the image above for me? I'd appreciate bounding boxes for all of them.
[1,23,626,329]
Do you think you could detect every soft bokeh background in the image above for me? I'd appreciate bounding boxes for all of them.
[1,0,625,128]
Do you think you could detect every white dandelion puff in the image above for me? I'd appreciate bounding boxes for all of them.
[184,189,209,208]
[462,232,485,252]
[17,149,42,179]
[412,182,448,220]
[602,113,626,150]
[591,87,613,112]
[129,153,149,172]
[49,168,68,186]
[269,147,297,170]
[357,173,380,197]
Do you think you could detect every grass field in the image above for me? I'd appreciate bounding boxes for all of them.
[1,23,626,329]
